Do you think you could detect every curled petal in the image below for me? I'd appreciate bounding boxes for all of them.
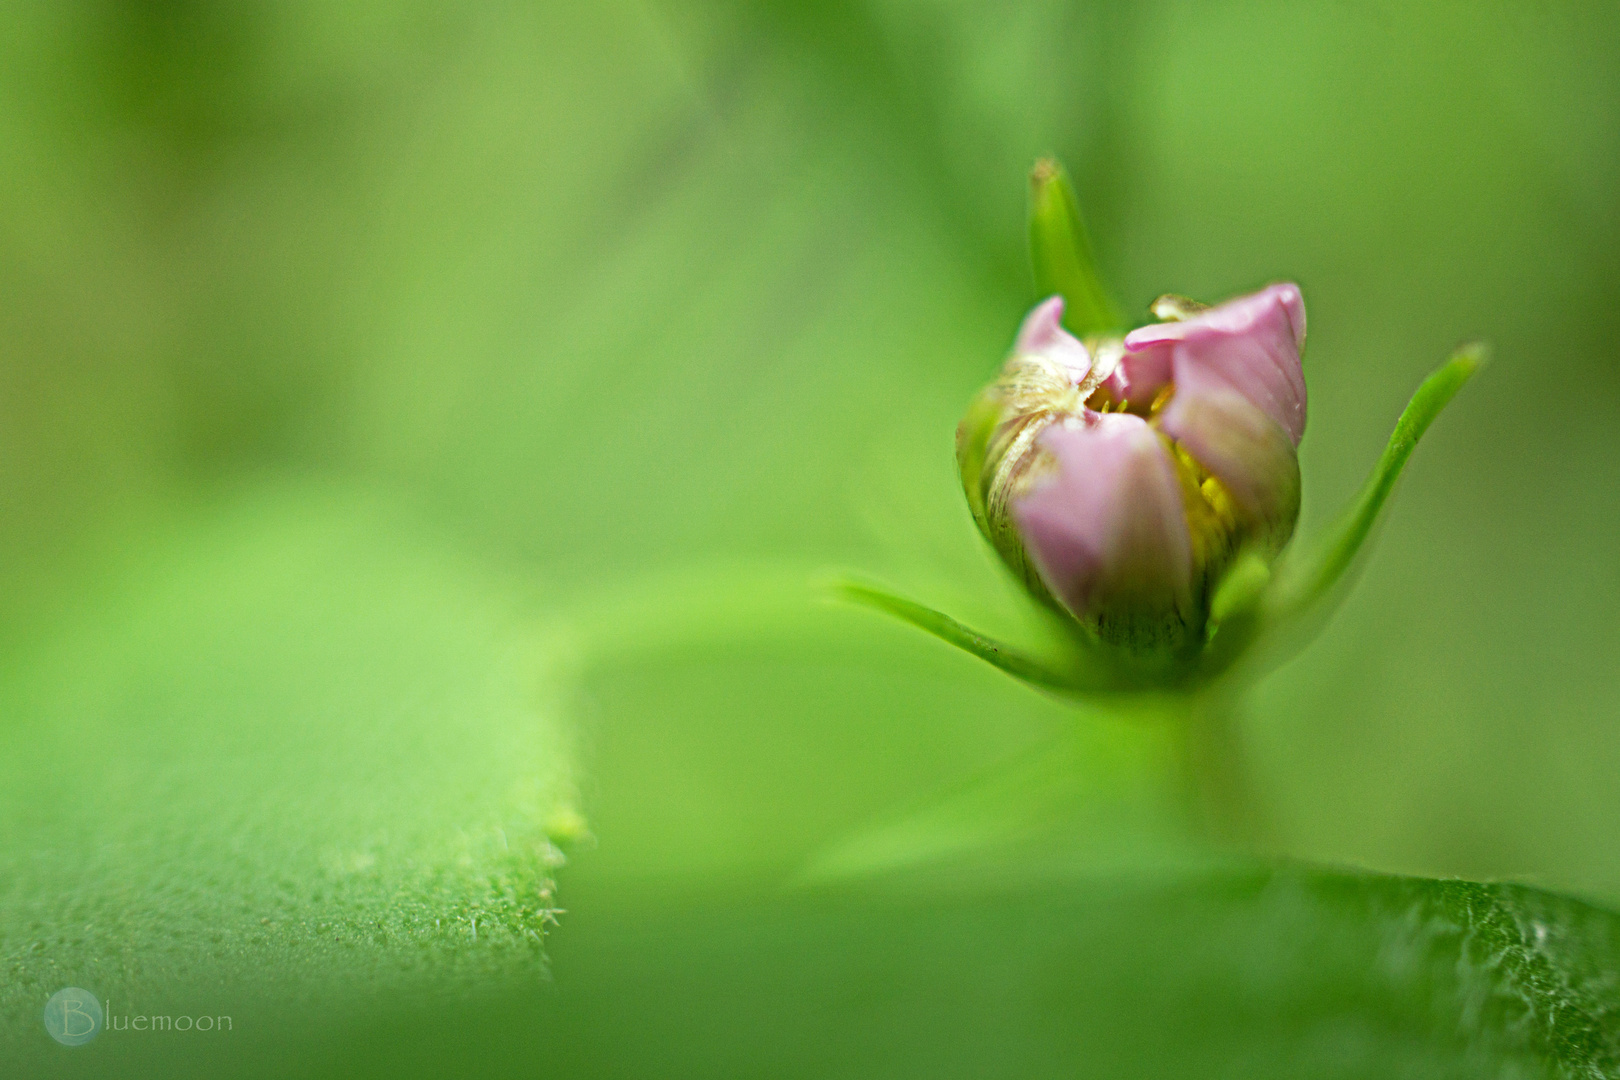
[1013,413,1194,650]
[1124,283,1307,443]
[1014,296,1092,383]
[1012,296,1125,402]
[1099,346,1170,410]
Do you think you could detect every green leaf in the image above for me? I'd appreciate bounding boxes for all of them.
[1266,343,1486,627]
[494,866,1620,1080]
[0,483,577,1037]
[645,868,1620,1080]
[1028,157,1126,338]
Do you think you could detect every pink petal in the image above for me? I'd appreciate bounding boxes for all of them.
[1159,389,1301,551]
[1124,283,1307,444]
[1012,413,1193,642]
[1013,296,1092,383]
[1126,283,1305,352]
[1099,347,1171,409]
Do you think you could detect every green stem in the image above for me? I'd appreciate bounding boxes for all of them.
[1072,691,1270,852]
[1164,693,1271,851]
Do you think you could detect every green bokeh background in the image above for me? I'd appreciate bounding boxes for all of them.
[2,0,1618,1074]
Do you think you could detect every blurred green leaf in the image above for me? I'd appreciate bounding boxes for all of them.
[63,862,1620,1079]
[555,866,1620,1080]
[0,483,576,1038]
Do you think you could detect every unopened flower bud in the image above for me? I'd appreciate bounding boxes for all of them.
[958,285,1306,658]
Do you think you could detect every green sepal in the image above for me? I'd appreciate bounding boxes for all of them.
[954,387,1002,530]
[1268,343,1485,619]
[1028,158,1125,338]
[828,577,1119,696]
[1194,343,1487,684]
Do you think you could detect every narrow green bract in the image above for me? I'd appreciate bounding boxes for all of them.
[1028,158,1125,339]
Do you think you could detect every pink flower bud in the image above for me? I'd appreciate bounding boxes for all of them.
[958,285,1307,656]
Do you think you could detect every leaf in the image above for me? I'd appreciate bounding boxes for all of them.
[0,483,578,1038]
[380,864,1620,1080]
[1028,158,1126,338]
[609,868,1620,1080]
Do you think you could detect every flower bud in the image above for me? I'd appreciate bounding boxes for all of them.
[958,285,1306,658]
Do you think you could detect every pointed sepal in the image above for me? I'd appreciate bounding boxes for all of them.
[1028,158,1124,339]
[826,576,1118,696]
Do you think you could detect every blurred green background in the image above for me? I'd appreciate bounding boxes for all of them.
[2,0,1618,1074]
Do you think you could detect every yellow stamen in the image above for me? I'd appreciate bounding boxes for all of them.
[1161,435,1241,585]
[1149,384,1175,417]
